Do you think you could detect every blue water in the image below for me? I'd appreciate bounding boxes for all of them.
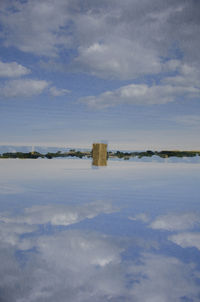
[0,159,200,302]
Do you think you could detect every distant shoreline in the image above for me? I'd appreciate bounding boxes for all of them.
[0,150,200,160]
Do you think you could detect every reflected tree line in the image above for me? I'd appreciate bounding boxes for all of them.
[0,149,200,159]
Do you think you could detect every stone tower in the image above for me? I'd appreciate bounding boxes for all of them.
[92,143,107,166]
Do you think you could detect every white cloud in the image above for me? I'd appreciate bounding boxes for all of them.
[129,253,200,302]
[0,0,71,57]
[49,86,70,96]
[36,230,123,269]
[0,221,36,247]
[150,213,200,231]
[169,232,200,251]
[0,60,30,77]
[0,201,200,302]
[129,213,150,223]
[0,225,199,302]
[0,79,49,98]
[0,229,127,302]
[79,82,200,109]
[0,200,116,251]
[0,201,116,226]
[70,1,200,79]
[1,1,200,80]
[75,39,162,79]
[162,63,200,88]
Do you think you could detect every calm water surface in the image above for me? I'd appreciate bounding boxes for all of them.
[0,159,200,302]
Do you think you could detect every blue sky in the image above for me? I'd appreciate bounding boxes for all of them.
[0,0,200,150]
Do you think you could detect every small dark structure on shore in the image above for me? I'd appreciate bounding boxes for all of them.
[92,143,107,166]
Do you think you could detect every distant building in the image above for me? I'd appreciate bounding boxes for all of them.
[92,143,107,166]
[31,145,35,155]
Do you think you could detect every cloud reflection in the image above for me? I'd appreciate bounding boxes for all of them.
[0,205,200,301]
[150,213,200,231]
[129,213,150,223]
[0,221,37,247]
[0,201,116,226]
[169,232,200,251]
[129,253,200,302]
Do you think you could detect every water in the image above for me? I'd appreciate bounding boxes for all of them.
[0,159,200,301]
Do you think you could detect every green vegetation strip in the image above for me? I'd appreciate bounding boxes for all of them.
[0,150,200,159]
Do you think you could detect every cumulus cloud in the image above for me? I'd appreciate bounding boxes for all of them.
[0,200,116,251]
[1,0,200,79]
[0,221,37,247]
[75,39,162,79]
[49,86,70,96]
[0,79,49,98]
[0,201,200,301]
[0,229,127,302]
[0,0,71,57]
[79,59,200,108]
[162,63,200,88]
[129,253,200,302]
[79,82,200,109]
[169,232,200,251]
[0,225,200,302]
[0,60,30,77]
[0,201,116,226]
[150,213,200,231]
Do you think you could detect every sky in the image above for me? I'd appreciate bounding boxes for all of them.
[0,0,200,150]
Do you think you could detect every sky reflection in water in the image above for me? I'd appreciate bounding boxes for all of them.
[0,159,200,302]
